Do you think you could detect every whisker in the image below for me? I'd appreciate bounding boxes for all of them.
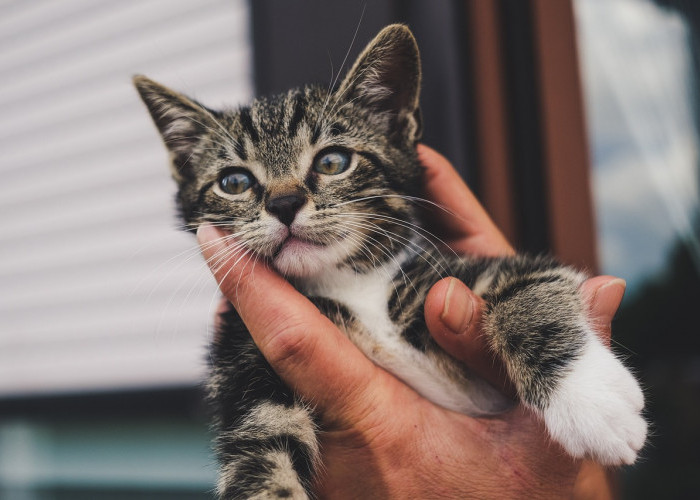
[132,230,243,310]
[339,218,448,280]
[335,193,458,218]
[337,211,458,269]
[337,225,382,271]
[337,223,418,303]
[314,3,366,133]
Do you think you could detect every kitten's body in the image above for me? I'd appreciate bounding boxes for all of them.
[135,25,646,499]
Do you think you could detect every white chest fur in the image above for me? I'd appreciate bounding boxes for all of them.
[306,265,399,340]
[300,262,509,416]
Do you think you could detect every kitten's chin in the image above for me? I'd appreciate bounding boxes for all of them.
[272,238,344,277]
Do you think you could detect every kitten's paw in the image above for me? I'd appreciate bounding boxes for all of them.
[541,336,647,465]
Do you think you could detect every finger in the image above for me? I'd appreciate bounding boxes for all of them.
[424,277,515,396]
[197,224,385,423]
[580,276,626,348]
[417,144,513,256]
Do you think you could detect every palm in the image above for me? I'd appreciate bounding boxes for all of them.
[315,366,578,498]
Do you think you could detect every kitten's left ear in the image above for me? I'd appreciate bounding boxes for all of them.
[335,24,422,143]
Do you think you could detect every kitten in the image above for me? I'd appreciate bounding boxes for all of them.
[135,24,647,499]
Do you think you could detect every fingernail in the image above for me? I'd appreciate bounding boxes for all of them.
[196,223,211,243]
[196,223,220,246]
[595,278,626,309]
[440,278,474,335]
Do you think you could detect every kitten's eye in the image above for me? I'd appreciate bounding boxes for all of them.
[218,169,255,194]
[313,150,351,175]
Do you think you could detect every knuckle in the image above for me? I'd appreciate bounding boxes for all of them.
[260,316,318,374]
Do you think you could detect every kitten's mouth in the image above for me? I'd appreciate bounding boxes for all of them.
[269,228,339,277]
[273,233,324,258]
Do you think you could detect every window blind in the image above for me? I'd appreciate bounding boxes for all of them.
[0,0,253,396]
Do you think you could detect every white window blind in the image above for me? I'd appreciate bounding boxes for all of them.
[0,0,253,396]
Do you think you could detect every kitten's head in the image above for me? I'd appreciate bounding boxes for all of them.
[135,24,424,277]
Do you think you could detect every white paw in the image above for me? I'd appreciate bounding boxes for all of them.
[541,334,647,465]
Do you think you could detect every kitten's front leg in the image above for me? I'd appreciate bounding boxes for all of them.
[537,327,647,465]
[472,257,647,465]
[209,306,319,499]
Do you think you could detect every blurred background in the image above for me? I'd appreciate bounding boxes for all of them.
[0,0,697,498]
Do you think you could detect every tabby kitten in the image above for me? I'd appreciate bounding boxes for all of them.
[135,24,647,499]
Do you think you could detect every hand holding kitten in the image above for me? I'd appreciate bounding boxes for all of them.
[197,144,623,498]
[419,145,624,394]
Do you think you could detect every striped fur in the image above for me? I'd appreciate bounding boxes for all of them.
[135,25,646,498]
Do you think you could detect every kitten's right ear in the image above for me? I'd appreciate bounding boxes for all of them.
[133,75,212,181]
[335,24,422,144]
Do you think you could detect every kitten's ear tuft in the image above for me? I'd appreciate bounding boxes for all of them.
[133,75,212,181]
[335,24,422,143]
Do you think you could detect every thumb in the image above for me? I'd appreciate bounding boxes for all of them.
[425,277,514,395]
[196,224,382,424]
[580,276,626,348]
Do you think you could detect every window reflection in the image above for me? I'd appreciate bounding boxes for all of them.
[576,0,700,292]
[575,0,700,497]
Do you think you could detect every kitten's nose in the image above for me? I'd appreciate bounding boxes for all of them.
[265,192,307,226]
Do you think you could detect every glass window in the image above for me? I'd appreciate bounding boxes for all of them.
[575,0,700,497]
[576,0,699,292]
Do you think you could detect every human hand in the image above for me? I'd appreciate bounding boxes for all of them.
[196,144,624,498]
[199,223,581,498]
[418,144,622,499]
[418,144,624,392]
